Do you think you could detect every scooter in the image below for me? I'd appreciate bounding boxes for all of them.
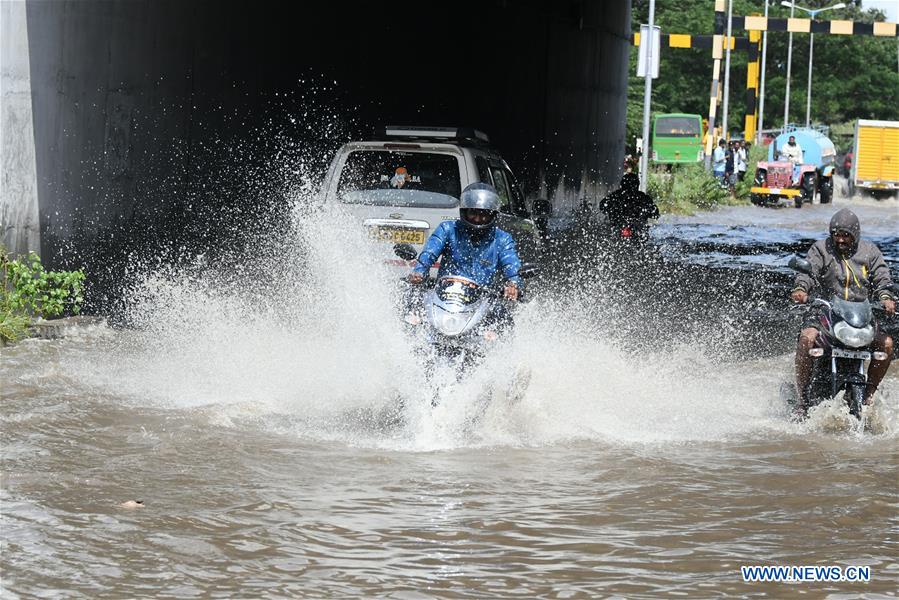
[393,243,539,378]
[789,256,890,419]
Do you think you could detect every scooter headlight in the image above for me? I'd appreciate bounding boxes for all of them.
[430,306,471,337]
[833,321,874,348]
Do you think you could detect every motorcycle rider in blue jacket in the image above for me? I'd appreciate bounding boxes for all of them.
[407,183,522,302]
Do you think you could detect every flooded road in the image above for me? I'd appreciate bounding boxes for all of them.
[3,197,898,597]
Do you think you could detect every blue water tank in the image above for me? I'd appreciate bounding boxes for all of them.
[767,128,836,169]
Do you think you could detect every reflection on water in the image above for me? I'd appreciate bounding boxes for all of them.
[2,200,898,597]
[655,197,899,269]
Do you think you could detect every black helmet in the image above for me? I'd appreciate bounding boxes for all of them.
[459,182,500,230]
[621,173,640,190]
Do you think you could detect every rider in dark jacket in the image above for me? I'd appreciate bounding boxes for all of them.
[598,173,660,232]
[791,208,896,411]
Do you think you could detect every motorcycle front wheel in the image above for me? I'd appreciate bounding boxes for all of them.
[846,384,864,419]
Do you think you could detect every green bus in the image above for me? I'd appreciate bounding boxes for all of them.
[651,113,703,164]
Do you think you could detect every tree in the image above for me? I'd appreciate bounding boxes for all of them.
[628,0,898,147]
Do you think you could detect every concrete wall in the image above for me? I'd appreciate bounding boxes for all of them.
[1,0,41,256]
[24,0,198,265]
[543,0,631,206]
[12,0,630,305]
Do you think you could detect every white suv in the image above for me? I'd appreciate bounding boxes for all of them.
[321,126,541,267]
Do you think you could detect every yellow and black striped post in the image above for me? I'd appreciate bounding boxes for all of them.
[734,15,898,37]
[632,32,751,50]
[638,9,897,169]
[733,15,897,138]
[744,29,761,142]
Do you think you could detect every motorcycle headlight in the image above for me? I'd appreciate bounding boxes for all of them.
[833,321,874,348]
[430,306,470,337]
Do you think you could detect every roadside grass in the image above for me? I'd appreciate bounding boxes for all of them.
[648,144,765,215]
[648,163,732,215]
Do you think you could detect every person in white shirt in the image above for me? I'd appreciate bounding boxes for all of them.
[736,141,748,181]
[712,139,727,185]
[779,136,804,184]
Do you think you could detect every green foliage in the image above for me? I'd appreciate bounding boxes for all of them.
[0,292,31,343]
[628,0,898,147]
[1,249,85,341]
[648,163,734,214]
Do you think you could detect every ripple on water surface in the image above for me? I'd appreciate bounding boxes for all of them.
[2,203,897,597]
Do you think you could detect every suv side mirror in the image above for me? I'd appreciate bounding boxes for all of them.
[788,255,812,275]
[393,243,417,261]
[518,263,540,279]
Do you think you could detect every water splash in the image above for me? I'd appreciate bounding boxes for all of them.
[64,195,898,451]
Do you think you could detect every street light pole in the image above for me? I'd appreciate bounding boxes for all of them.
[639,0,656,193]
[757,0,770,143]
[782,1,795,130]
[781,2,846,128]
[722,0,734,140]
[806,32,814,127]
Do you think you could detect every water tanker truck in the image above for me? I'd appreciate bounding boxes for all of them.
[750,127,836,209]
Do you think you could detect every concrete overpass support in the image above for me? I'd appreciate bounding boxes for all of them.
[543,0,631,205]
[1,0,41,256]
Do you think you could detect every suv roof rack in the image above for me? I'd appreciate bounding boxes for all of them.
[381,125,490,145]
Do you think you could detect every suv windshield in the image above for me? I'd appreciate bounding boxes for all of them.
[337,150,462,208]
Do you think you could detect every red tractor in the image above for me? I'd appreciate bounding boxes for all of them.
[750,161,820,209]
[750,128,836,209]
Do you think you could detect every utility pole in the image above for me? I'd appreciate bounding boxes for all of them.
[757,0,769,143]
[704,0,726,171]
[639,0,656,193]
[721,0,734,140]
[806,32,814,127]
[783,2,795,129]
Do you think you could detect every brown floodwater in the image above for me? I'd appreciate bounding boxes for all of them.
[3,324,897,598]
[3,198,898,597]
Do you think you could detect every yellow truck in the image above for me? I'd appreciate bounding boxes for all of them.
[849,119,899,198]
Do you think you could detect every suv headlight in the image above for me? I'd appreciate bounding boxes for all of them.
[833,321,874,348]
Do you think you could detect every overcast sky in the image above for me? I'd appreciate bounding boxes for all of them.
[863,0,898,21]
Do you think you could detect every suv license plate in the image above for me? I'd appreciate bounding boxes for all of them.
[831,348,871,360]
[370,228,425,245]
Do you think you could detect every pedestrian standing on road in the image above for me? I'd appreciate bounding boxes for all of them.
[724,142,735,192]
[713,139,727,186]
[736,141,748,182]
